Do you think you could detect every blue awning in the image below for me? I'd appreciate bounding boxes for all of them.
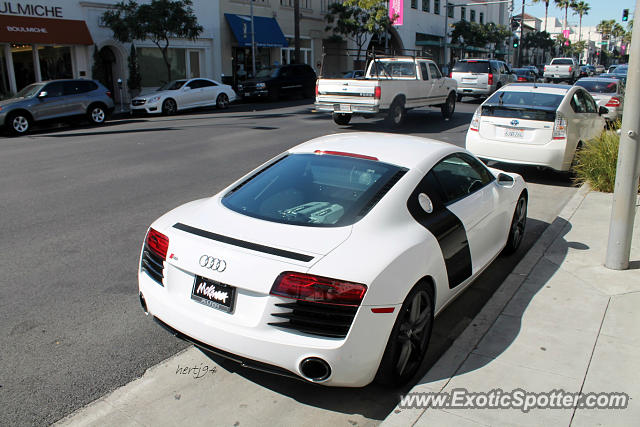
[225,13,288,48]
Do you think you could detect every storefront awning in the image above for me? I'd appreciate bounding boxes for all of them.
[225,13,288,48]
[0,15,93,45]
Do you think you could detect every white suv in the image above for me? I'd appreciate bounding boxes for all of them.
[465,83,607,171]
[451,59,515,101]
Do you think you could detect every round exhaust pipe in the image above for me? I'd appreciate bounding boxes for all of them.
[299,357,331,382]
[139,292,148,315]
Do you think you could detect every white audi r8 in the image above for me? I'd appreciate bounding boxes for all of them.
[139,133,527,387]
[130,78,237,115]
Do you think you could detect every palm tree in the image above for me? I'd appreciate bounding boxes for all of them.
[555,0,574,30]
[532,0,551,32]
[612,23,625,52]
[571,1,590,42]
[597,19,615,52]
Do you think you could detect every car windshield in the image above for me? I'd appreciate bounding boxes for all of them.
[513,69,529,75]
[575,80,617,93]
[221,153,405,227]
[452,61,490,73]
[255,67,279,78]
[14,83,45,98]
[158,80,187,91]
[483,91,564,122]
[551,59,574,65]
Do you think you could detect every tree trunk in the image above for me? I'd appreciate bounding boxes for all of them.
[544,3,548,32]
[156,42,172,83]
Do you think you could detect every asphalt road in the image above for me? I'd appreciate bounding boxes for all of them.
[0,98,577,426]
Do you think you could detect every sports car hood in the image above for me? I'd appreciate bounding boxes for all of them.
[155,197,353,266]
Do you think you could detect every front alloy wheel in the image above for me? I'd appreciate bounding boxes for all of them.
[162,98,177,115]
[216,93,229,109]
[8,113,31,135]
[89,106,106,124]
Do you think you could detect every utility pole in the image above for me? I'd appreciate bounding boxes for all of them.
[294,0,301,64]
[518,0,524,66]
[250,0,256,77]
[605,0,640,270]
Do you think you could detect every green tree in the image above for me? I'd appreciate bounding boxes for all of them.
[450,20,489,59]
[325,0,393,63]
[102,0,203,82]
[127,44,142,94]
[91,45,108,87]
[531,0,551,32]
[571,1,590,42]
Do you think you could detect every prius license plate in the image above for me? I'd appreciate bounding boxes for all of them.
[504,128,524,138]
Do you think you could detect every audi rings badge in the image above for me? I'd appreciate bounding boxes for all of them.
[199,255,227,272]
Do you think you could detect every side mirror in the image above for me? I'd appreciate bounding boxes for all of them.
[38,91,47,98]
[497,173,515,187]
[599,106,609,115]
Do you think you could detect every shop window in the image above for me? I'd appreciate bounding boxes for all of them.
[422,0,429,12]
[411,0,417,9]
[480,12,484,24]
[38,46,73,81]
[470,10,475,22]
[461,7,466,20]
[0,47,10,97]
[139,47,186,88]
[447,5,453,18]
[11,44,36,91]
[434,0,440,15]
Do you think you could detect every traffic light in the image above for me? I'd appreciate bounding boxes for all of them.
[622,9,629,22]
[513,38,519,48]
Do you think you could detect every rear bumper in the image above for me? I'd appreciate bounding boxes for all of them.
[456,87,492,96]
[314,102,380,115]
[138,268,397,387]
[466,130,574,171]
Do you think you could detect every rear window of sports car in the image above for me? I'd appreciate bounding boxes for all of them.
[222,154,407,227]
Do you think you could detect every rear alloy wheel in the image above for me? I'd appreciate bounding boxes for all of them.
[7,112,31,136]
[216,93,229,109]
[386,100,406,128]
[441,93,456,120]
[87,105,107,125]
[375,283,433,386]
[502,194,527,255]
[332,113,352,126]
[162,98,177,115]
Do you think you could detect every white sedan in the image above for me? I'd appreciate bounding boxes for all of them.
[575,77,624,123]
[466,83,607,172]
[138,133,527,387]
[130,78,237,115]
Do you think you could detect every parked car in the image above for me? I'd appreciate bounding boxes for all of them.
[594,64,606,74]
[523,65,542,78]
[466,83,607,172]
[0,79,114,136]
[130,78,236,115]
[342,70,365,79]
[138,132,527,387]
[607,64,619,74]
[513,68,537,82]
[582,64,596,76]
[544,58,580,83]
[315,56,457,127]
[575,77,624,123]
[237,64,317,101]
[451,59,514,101]
[601,64,629,85]
[579,66,590,78]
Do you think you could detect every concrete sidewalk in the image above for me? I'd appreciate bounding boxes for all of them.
[384,185,640,426]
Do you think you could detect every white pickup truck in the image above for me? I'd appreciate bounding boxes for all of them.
[315,56,457,127]
[544,57,579,83]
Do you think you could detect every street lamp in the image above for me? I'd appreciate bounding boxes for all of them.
[443,0,511,68]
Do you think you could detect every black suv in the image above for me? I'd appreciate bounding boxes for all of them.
[238,64,317,101]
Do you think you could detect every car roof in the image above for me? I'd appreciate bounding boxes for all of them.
[577,77,619,83]
[499,83,572,94]
[289,132,462,171]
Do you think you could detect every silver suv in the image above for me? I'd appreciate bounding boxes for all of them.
[1,79,115,136]
[451,59,514,101]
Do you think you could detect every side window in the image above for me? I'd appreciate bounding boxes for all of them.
[429,63,442,79]
[198,79,216,87]
[571,91,587,113]
[186,80,202,89]
[76,81,97,93]
[44,82,64,97]
[420,62,429,80]
[63,81,79,96]
[582,91,597,113]
[490,61,499,73]
[430,153,494,204]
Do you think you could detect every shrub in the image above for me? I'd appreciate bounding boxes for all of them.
[573,130,620,192]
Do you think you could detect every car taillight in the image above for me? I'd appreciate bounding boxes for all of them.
[469,107,481,132]
[544,65,547,72]
[270,272,367,306]
[606,97,621,107]
[315,81,319,97]
[517,76,527,81]
[106,91,113,99]
[374,86,381,99]
[552,113,568,140]
[569,66,572,73]
[449,71,452,78]
[146,228,169,260]
[488,73,494,85]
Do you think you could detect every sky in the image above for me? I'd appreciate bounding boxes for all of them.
[519,0,636,28]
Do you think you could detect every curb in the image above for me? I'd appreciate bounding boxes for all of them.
[383,183,592,426]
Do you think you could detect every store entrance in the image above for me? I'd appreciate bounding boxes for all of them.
[98,46,116,94]
[232,46,271,89]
